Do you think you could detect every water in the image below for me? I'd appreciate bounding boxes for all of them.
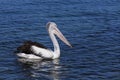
[0,0,120,80]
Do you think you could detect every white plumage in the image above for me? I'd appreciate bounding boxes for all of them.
[17,22,72,60]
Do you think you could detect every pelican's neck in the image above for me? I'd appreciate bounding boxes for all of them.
[49,31,60,59]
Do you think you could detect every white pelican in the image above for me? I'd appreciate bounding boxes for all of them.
[17,22,72,60]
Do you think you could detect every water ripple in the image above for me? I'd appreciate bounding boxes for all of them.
[0,0,120,80]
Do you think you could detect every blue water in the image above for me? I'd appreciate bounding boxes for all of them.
[0,0,120,80]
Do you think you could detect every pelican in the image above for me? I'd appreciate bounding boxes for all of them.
[16,22,72,60]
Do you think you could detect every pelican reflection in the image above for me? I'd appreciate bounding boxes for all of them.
[18,58,61,80]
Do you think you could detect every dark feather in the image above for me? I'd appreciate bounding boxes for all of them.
[17,40,47,54]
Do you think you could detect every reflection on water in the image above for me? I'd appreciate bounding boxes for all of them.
[18,58,61,80]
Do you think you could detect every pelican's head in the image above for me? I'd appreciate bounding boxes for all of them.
[46,22,72,48]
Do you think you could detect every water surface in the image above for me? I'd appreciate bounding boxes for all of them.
[0,0,120,80]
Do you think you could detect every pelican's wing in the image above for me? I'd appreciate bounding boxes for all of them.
[31,46,53,59]
[17,53,42,59]
[17,40,47,54]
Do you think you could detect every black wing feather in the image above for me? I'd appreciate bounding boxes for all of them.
[17,40,47,54]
